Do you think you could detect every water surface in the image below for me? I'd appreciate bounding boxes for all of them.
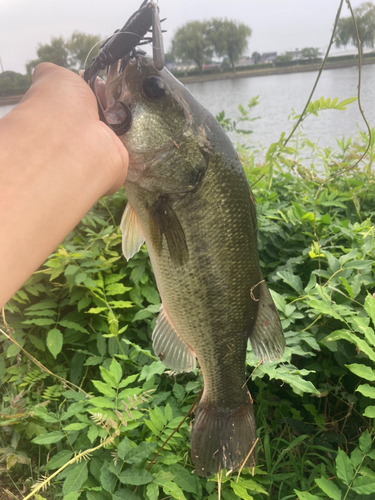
[1,65,374,149]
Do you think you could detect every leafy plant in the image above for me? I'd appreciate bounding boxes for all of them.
[1,94,375,499]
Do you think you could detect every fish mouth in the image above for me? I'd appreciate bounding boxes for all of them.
[94,76,107,111]
[93,72,133,136]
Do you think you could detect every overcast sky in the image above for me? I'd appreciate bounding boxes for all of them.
[0,0,367,74]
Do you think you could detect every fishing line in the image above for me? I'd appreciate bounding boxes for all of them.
[313,0,372,286]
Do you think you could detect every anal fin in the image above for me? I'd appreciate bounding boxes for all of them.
[249,280,285,363]
[120,203,145,260]
[152,306,196,372]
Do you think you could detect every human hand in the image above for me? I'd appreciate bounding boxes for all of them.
[21,63,129,195]
[0,63,129,307]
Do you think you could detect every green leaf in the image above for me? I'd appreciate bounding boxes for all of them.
[356,384,375,398]
[31,431,65,445]
[363,406,375,418]
[141,286,160,305]
[113,489,141,500]
[99,366,118,387]
[117,436,131,460]
[359,430,372,453]
[169,464,197,494]
[87,307,107,314]
[173,383,185,401]
[62,461,88,495]
[63,423,88,431]
[352,475,375,495]
[87,425,99,443]
[100,461,116,493]
[345,363,375,381]
[277,271,303,295]
[124,441,156,464]
[364,293,375,327]
[59,320,88,334]
[109,300,133,309]
[315,477,342,500]
[165,403,173,422]
[105,283,131,295]
[63,492,81,500]
[45,450,73,470]
[294,491,320,500]
[146,482,159,500]
[154,478,187,500]
[118,374,139,388]
[132,309,154,322]
[139,361,165,381]
[46,328,63,358]
[109,358,122,385]
[335,96,357,109]
[336,449,354,485]
[119,469,153,485]
[64,265,79,276]
[23,318,55,326]
[91,381,117,398]
[25,300,57,311]
[230,482,253,500]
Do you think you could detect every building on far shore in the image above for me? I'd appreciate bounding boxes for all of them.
[260,52,277,63]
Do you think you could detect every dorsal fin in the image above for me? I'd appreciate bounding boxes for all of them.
[152,306,196,372]
[120,203,145,260]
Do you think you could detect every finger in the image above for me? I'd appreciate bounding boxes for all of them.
[32,62,62,83]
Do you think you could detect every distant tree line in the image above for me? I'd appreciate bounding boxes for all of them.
[25,31,101,74]
[1,1,375,96]
[171,19,252,73]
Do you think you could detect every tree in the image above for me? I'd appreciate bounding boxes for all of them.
[206,19,252,72]
[25,32,101,74]
[66,31,101,70]
[0,71,31,96]
[171,21,212,74]
[252,51,261,64]
[276,52,294,64]
[336,1,375,55]
[26,37,69,74]
[164,52,175,65]
[301,47,321,59]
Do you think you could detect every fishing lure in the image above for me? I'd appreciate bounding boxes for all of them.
[83,0,164,134]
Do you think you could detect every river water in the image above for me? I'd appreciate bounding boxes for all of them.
[1,65,374,149]
[185,64,375,149]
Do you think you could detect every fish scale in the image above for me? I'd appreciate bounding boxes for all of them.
[107,54,285,476]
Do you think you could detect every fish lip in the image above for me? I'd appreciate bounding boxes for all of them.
[94,76,107,111]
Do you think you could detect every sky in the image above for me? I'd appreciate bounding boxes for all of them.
[0,0,368,74]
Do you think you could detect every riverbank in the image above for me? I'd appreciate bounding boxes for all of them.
[1,57,374,106]
[178,58,375,84]
[0,94,24,106]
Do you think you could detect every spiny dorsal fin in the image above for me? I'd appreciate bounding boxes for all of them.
[152,306,196,372]
[120,203,145,260]
[249,280,285,363]
[147,196,188,266]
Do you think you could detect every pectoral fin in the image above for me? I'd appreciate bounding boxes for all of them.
[120,203,145,260]
[249,280,285,363]
[147,196,188,266]
[152,306,196,372]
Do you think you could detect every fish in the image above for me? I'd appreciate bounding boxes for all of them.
[103,54,285,477]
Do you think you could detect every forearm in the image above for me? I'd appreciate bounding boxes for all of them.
[0,64,128,308]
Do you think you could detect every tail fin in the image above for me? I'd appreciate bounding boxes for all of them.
[190,399,257,477]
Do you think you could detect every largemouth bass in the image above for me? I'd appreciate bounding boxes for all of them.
[104,55,285,477]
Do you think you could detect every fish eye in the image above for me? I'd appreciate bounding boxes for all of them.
[142,75,166,99]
